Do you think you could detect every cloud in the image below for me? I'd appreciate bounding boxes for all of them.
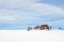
[0,15,16,20]
[0,0,64,14]
[0,0,64,29]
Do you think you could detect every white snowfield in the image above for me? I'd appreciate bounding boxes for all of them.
[0,30,64,42]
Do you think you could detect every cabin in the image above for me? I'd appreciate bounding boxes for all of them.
[40,24,49,30]
[33,24,50,30]
[27,24,51,31]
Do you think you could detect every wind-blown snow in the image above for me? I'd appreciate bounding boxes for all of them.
[0,30,64,42]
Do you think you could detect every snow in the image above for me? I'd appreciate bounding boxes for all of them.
[0,30,64,42]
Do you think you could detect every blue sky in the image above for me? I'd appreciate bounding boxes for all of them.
[0,0,64,30]
[38,0,64,8]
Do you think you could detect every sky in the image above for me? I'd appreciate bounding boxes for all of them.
[0,30,64,42]
[0,0,64,30]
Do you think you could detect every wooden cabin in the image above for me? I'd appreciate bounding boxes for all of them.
[40,24,49,30]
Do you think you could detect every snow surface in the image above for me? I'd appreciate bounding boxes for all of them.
[0,30,64,42]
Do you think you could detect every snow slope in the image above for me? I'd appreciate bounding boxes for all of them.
[0,30,64,42]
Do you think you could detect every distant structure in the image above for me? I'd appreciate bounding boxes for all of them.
[59,27,63,30]
[27,24,52,31]
[33,24,50,30]
[40,24,49,30]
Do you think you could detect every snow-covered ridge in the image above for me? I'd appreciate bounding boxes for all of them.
[0,30,64,42]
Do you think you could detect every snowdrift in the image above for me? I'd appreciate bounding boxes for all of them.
[0,30,64,42]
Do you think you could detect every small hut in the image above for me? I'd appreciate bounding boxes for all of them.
[40,24,49,30]
[27,24,51,31]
